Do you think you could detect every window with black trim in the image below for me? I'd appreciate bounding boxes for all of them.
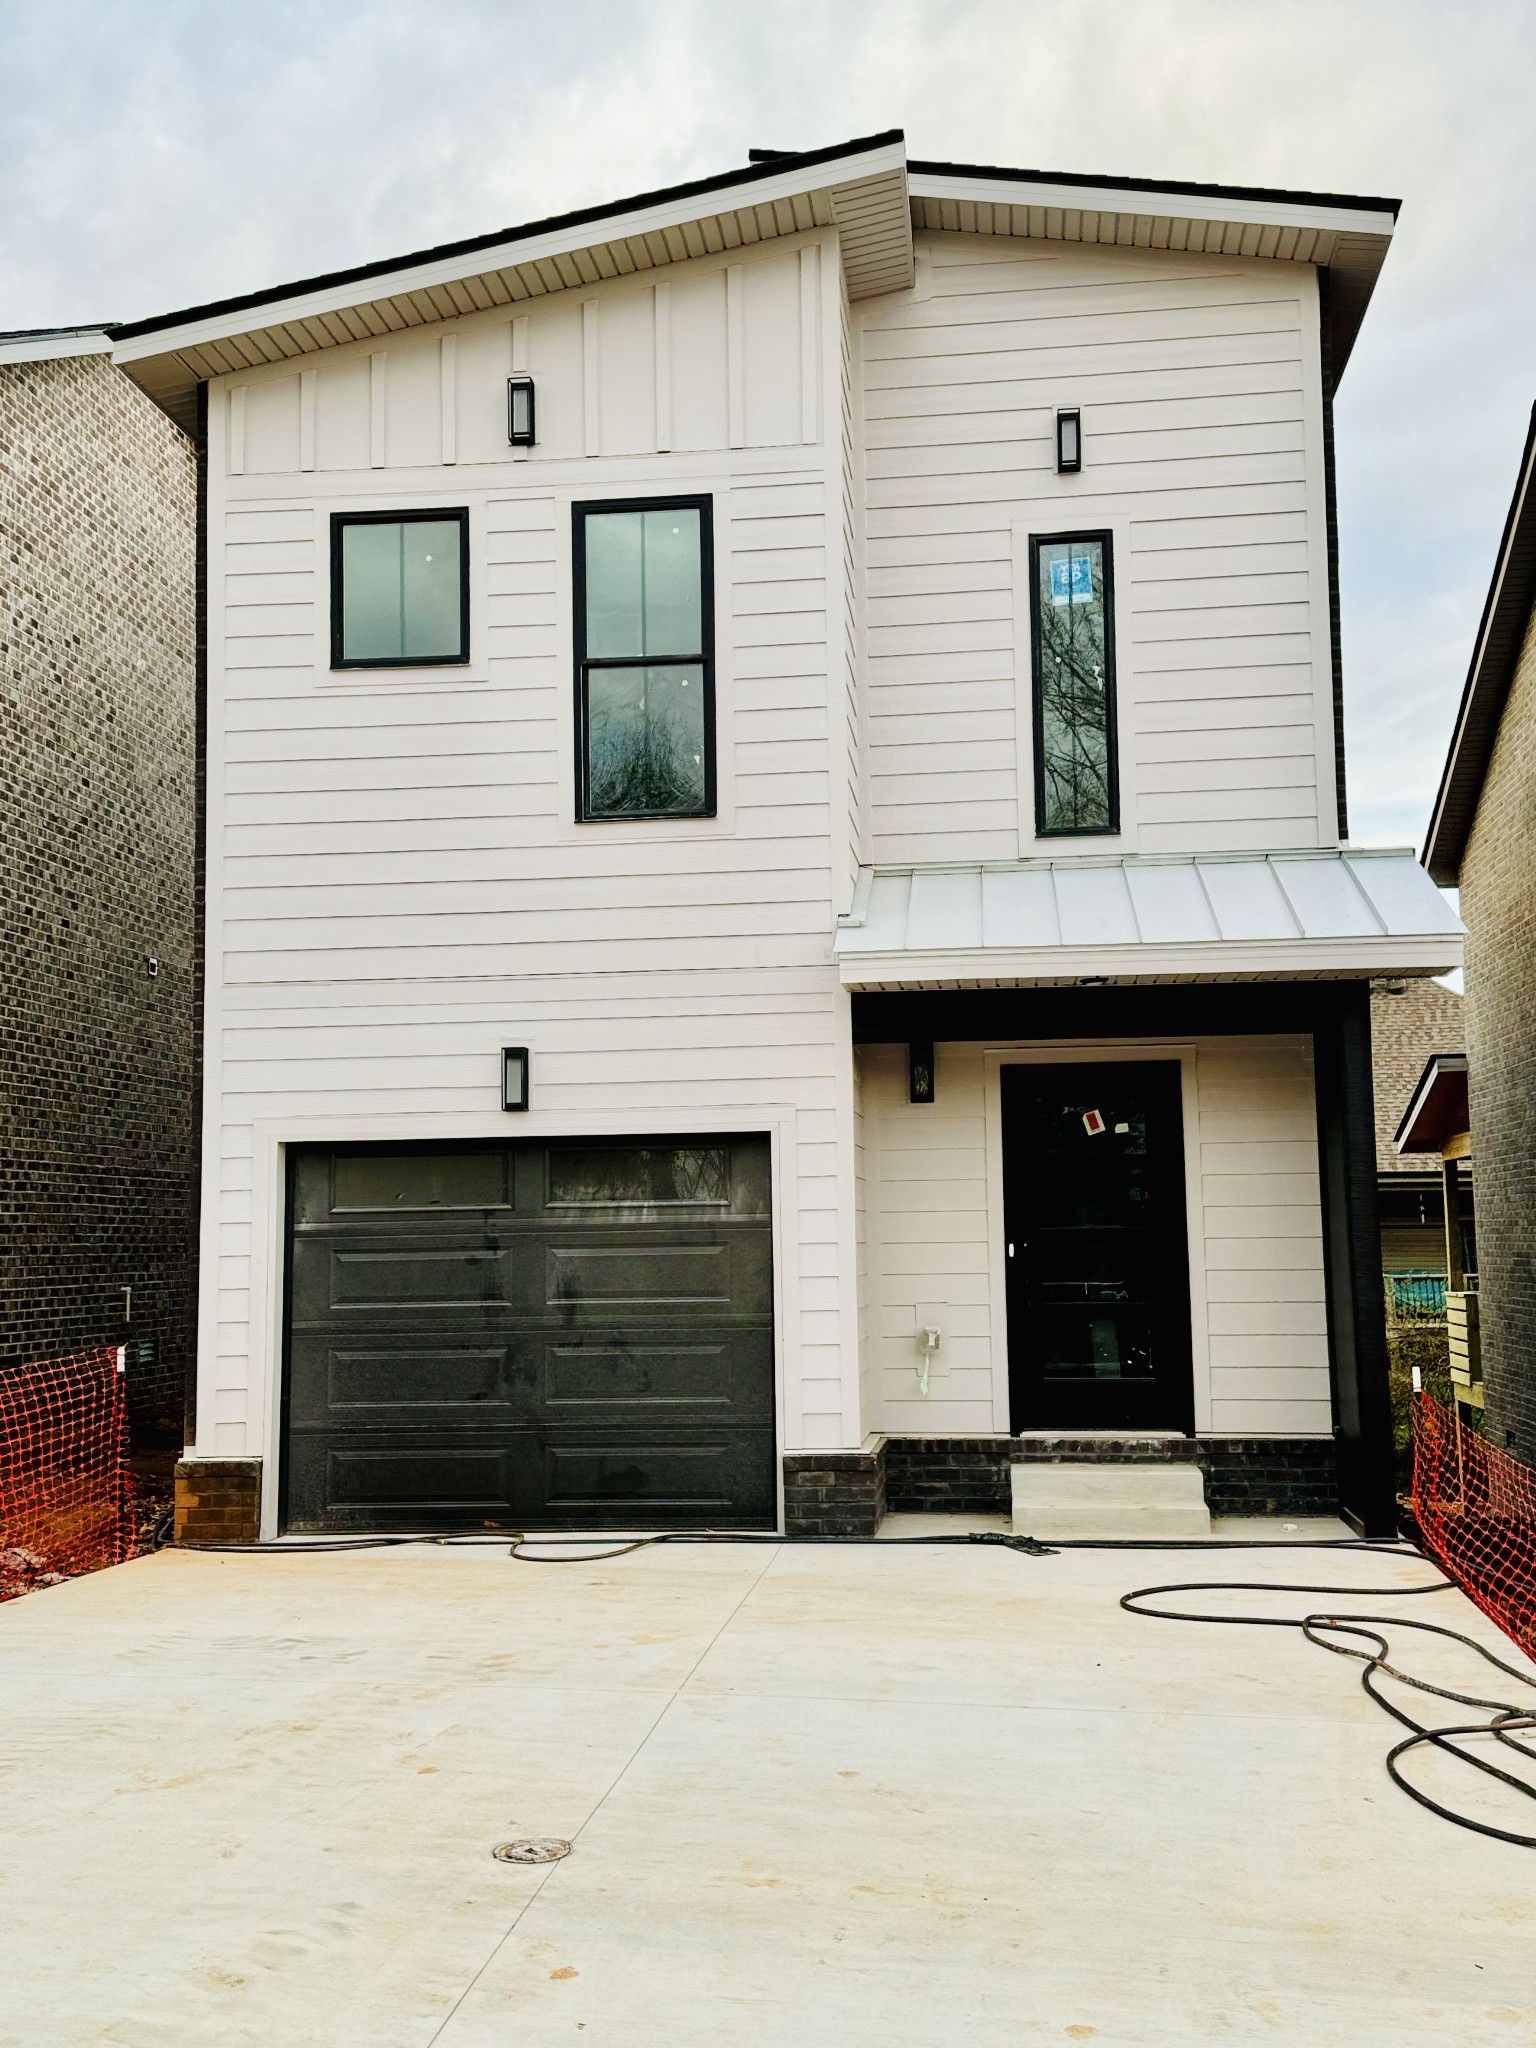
[331,509,469,668]
[1029,530,1118,836]
[573,497,714,820]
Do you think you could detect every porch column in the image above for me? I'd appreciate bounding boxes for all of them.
[1441,1156,1467,1291]
[1314,981,1396,1536]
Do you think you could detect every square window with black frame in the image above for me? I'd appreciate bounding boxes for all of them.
[332,510,469,668]
[1030,532,1118,836]
[574,498,714,820]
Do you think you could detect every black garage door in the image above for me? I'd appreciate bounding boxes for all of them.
[282,1135,774,1531]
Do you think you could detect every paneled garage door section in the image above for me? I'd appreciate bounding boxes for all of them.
[284,1137,774,1530]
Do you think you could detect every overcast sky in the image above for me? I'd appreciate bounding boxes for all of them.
[3,0,1531,850]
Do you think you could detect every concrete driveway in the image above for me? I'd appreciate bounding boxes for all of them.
[4,1524,1535,2046]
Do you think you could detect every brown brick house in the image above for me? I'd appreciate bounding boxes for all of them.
[0,327,198,1442]
[1424,404,1536,1460]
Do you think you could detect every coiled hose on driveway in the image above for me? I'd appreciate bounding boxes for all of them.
[174,1524,1536,1845]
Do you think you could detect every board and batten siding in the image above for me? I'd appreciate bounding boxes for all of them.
[858,231,1335,866]
[856,1035,1330,1437]
[200,230,870,1469]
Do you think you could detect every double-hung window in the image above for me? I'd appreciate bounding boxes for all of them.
[1029,530,1119,836]
[331,509,469,668]
[573,497,714,820]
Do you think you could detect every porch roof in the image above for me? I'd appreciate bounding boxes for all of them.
[1393,1053,1471,1156]
[834,849,1462,989]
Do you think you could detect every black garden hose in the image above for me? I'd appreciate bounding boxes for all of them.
[173,1523,1536,1842]
[1120,1566,1536,1848]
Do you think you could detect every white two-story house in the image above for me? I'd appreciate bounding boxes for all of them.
[106,131,1459,1542]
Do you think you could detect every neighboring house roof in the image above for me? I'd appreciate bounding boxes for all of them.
[104,132,1399,434]
[0,326,114,364]
[1423,403,1536,885]
[1394,1053,1471,1155]
[1371,977,1464,1173]
[834,848,1461,989]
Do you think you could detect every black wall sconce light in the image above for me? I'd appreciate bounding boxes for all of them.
[1056,407,1082,474]
[502,1046,530,1111]
[507,376,536,447]
[908,1041,936,1105]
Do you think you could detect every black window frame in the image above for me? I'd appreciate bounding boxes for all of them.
[572,493,716,823]
[329,507,471,671]
[1028,527,1120,839]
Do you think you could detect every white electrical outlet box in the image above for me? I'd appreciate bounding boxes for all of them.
[914,1303,951,1378]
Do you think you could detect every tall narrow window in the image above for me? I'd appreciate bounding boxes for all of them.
[574,497,714,820]
[331,510,469,668]
[1030,531,1118,836]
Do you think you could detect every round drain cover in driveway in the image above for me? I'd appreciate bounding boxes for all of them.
[493,1838,571,1864]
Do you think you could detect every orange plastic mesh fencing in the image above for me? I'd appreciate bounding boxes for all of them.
[1412,1389,1536,1662]
[0,1348,132,1602]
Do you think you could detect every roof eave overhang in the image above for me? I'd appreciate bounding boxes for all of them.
[1423,403,1536,886]
[1392,1054,1471,1153]
[837,933,1463,991]
[0,327,114,365]
[907,165,1396,384]
[109,135,912,433]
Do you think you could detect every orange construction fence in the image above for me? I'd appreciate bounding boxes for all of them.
[0,1348,132,1601]
[1412,1389,1536,1663]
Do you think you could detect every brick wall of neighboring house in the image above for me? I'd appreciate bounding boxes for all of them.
[0,353,197,1442]
[1370,977,1465,1173]
[1460,604,1536,1463]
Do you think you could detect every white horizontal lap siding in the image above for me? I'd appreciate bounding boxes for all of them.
[857,1034,1332,1439]
[1198,1039,1331,1434]
[200,234,858,1465]
[858,233,1330,865]
[859,1042,1000,1433]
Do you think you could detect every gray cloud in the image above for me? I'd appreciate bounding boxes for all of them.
[3,0,1530,848]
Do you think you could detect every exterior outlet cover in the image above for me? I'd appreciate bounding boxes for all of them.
[915,1303,951,1376]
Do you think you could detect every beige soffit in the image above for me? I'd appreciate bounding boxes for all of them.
[834,849,1462,991]
[907,162,1397,381]
[109,133,912,433]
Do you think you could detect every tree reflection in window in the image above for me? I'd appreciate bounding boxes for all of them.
[577,500,712,819]
[587,665,706,817]
[548,1146,730,1206]
[1034,536,1115,834]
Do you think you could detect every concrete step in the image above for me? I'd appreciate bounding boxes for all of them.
[1011,1461,1211,1539]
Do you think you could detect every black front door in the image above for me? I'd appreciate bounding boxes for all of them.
[1003,1061,1193,1432]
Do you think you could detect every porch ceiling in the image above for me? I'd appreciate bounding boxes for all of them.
[834,850,1462,990]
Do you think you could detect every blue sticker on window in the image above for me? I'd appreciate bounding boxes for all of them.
[1049,553,1095,606]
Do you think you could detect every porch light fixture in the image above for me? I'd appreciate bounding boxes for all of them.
[908,1042,935,1105]
[1056,407,1082,474]
[502,1046,530,1111]
[507,376,536,447]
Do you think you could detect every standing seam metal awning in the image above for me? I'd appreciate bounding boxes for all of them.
[834,850,1462,988]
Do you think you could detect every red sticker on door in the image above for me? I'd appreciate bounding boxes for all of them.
[1082,1110,1106,1135]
